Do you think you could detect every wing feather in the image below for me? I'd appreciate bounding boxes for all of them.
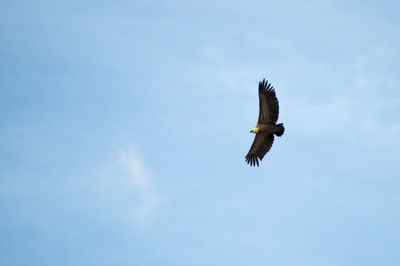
[245,134,274,167]
[258,79,280,123]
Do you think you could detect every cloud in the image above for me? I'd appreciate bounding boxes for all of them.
[274,49,400,152]
[285,83,400,150]
[101,147,160,227]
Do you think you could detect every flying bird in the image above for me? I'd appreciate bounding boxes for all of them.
[245,79,285,166]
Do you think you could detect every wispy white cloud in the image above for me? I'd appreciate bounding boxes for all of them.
[283,60,400,151]
[101,147,160,228]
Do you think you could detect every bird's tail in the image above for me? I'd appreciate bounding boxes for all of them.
[275,123,285,137]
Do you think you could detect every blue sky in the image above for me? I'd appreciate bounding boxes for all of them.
[1,0,400,265]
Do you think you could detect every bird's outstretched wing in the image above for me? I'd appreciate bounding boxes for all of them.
[245,134,274,167]
[258,79,279,124]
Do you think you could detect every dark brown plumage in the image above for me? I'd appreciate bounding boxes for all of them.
[245,79,285,167]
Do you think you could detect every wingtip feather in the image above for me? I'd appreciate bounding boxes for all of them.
[259,78,275,94]
[245,154,260,167]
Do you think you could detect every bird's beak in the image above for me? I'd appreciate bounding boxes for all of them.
[250,127,259,133]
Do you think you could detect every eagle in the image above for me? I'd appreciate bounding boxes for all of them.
[245,79,285,167]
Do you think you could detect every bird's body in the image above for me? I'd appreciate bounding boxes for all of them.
[245,79,284,167]
[250,122,283,135]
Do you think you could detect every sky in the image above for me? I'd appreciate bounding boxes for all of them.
[1,0,400,265]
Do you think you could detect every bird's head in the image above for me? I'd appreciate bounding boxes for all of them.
[250,126,259,133]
